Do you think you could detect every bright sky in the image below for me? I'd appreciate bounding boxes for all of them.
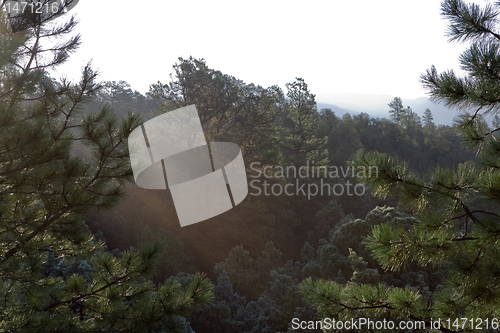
[56,0,492,100]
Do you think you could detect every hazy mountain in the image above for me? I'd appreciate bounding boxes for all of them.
[316,103,352,117]
[316,93,472,125]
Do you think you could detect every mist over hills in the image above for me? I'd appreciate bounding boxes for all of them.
[316,93,471,125]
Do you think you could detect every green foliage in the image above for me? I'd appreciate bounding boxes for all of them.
[347,249,380,284]
[319,106,475,178]
[148,57,283,166]
[5,1,492,332]
[280,77,328,168]
[422,0,500,112]
[300,278,428,331]
[82,80,161,120]
[423,108,434,127]
[301,1,500,330]
[214,241,283,300]
[388,97,406,123]
[0,10,212,332]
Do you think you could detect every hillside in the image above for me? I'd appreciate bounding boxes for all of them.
[316,92,471,125]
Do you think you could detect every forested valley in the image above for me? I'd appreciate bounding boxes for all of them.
[1,0,500,332]
[77,59,485,332]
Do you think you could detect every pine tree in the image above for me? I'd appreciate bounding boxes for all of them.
[423,108,434,127]
[300,1,500,331]
[148,57,283,166]
[347,249,380,285]
[388,96,406,123]
[280,77,328,171]
[400,106,422,130]
[0,4,212,332]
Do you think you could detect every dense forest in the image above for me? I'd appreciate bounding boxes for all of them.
[1,0,500,332]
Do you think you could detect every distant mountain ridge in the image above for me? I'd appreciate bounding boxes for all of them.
[316,93,472,125]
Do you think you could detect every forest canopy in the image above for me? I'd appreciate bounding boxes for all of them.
[1,0,499,332]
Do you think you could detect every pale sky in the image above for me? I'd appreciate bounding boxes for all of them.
[55,0,492,100]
